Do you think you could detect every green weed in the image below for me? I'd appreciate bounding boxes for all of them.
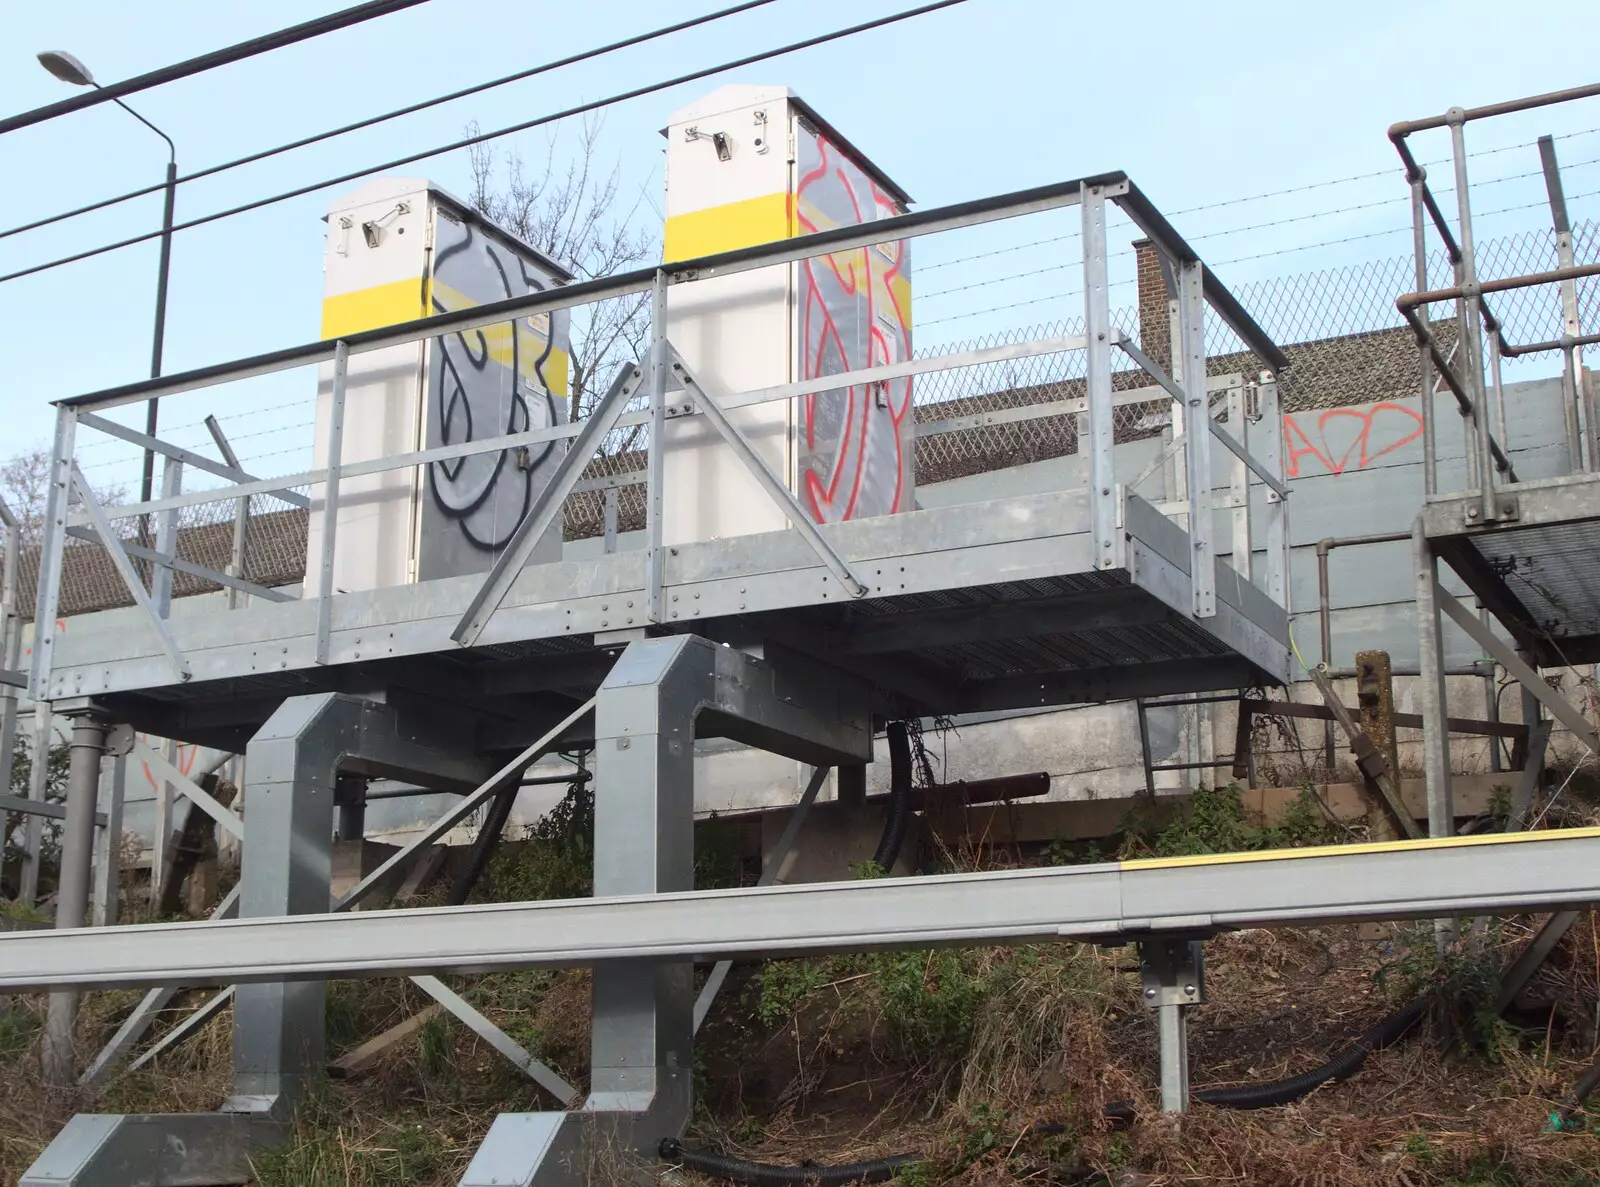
[483,779,593,903]
[695,817,743,890]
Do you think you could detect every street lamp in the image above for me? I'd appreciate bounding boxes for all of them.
[39,50,178,565]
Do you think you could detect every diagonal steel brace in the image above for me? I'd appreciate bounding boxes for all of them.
[452,360,648,647]
[1435,583,1600,757]
[70,462,190,683]
[667,347,868,598]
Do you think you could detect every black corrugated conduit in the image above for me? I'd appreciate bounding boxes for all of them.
[660,1140,921,1185]
[872,721,913,872]
[446,783,519,905]
[665,999,1432,1182]
[1189,994,1428,1109]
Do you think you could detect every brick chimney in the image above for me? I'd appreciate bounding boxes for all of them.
[1133,239,1170,373]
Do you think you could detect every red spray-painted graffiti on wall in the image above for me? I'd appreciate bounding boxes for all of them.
[1282,402,1424,478]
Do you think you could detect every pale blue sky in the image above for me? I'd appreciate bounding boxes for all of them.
[2,0,1595,493]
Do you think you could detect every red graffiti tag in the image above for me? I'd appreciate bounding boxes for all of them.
[1283,402,1424,478]
[138,734,199,792]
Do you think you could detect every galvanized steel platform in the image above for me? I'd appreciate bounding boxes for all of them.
[43,487,1288,752]
[1422,472,1600,667]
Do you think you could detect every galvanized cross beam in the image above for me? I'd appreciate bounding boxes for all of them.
[6,829,1598,993]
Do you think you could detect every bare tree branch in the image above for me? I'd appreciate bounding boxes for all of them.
[467,114,658,422]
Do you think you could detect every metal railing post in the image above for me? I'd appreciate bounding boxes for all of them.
[1256,373,1288,611]
[1539,135,1592,473]
[1446,111,1498,521]
[205,415,254,609]
[314,340,348,665]
[1177,259,1215,617]
[645,270,669,620]
[29,408,77,699]
[1080,182,1118,570]
[1487,332,1509,460]
[1411,171,1439,497]
[1226,384,1251,584]
[151,455,184,619]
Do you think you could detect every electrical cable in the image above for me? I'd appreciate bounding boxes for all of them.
[1184,994,1429,1110]
[0,0,782,244]
[446,783,519,905]
[667,997,1428,1183]
[873,721,913,871]
[0,0,435,137]
[0,0,974,287]
[660,1140,921,1185]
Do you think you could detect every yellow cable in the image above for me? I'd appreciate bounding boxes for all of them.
[1287,620,1321,675]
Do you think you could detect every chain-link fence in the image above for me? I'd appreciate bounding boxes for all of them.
[14,222,1597,618]
[10,488,312,621]
[1204,220,1600,413]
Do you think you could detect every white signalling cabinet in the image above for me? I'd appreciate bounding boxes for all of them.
[305,178,573,596]
[661,85,914,546]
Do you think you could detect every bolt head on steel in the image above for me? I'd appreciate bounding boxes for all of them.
[37,50,95,86]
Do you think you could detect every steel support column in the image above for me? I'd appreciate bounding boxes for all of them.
[1140,937,1204,1113]
[1414,520,1456,951]
[1413,522,1453,835]
[27,692,496,1185]
[41,711,109,1087]
[461,635,869,1187]
[91,750,127,927]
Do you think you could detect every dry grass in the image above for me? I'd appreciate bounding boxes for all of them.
[679,921,1600,1186]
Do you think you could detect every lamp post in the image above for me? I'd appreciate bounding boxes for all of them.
[38,50,177,563]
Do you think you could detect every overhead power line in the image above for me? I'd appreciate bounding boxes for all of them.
[0,0,434,136]
[0,0,973,287]
[0,0,781,244]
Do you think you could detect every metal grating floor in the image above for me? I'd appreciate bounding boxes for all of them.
[1471,519,1600,649]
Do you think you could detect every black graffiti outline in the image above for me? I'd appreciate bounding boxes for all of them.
[426,218,561,552]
